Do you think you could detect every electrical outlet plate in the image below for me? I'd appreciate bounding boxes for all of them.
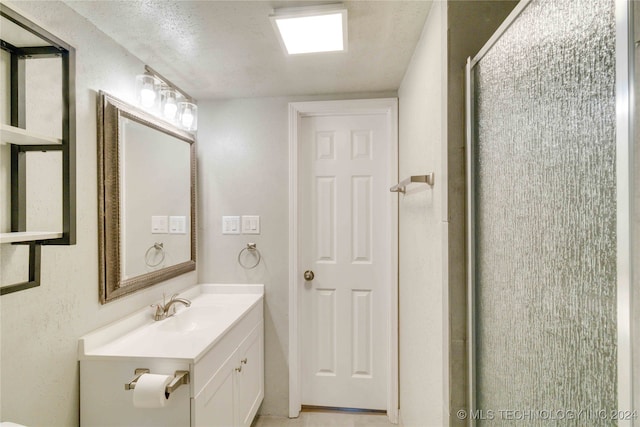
[169,216,187,234]
[222,216,241,234]
[151,216,169,234]
[242,215,260,234]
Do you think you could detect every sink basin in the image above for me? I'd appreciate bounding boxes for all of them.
[155,307,221,333]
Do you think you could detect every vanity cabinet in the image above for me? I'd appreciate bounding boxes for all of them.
[236,327,263,426]
[79,284,264,427]
[193,322,263,427]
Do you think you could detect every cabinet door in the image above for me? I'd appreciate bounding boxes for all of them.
[236,323,264,427]
[193,361,235,427]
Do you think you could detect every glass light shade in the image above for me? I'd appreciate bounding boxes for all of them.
[178,102,198,131]
[161,89,179,121]
[135,74,160,109]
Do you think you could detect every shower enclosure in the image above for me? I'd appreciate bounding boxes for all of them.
[466,0,634,425]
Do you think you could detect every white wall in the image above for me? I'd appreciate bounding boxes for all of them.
[397,2,447,425]
[198,97,290,416]
[196,92,396,417]
[0,2,196,425]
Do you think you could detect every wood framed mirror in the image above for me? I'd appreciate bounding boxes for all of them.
[98,91,196,303]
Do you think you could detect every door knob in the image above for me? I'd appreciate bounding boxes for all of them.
[303,270,315,281]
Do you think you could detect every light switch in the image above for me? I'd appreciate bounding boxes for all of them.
[222,216,241,234]
[169,216,187,234]
[242,215,260,234]
[151,216,168,234]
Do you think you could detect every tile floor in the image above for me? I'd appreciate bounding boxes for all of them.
[252,411,398,427]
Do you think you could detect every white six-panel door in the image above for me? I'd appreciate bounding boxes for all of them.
[299,113,390,410]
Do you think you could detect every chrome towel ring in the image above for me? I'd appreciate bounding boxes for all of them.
[145,242,165,267]
[238,243,261,269]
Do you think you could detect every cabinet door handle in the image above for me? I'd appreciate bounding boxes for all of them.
[235,365,242,373]
[241,358,248,365]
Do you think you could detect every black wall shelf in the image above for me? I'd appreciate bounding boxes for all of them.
[0,4,76,295]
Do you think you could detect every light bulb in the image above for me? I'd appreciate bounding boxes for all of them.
[164,102,178,119]
[181,109,194,128]
[140,87,156,108]
[135,74,159,110]
[177,101,197,131]
[161,88,179,121]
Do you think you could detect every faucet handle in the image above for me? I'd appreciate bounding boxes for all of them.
[150,304,165,320]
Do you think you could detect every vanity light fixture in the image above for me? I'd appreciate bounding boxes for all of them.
[270,4,348,55]
[135,65,198,131]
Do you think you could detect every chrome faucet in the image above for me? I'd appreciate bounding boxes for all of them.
[152,294,191,321]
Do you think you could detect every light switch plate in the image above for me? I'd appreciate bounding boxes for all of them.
[242,215,260,234]
[222,216,241,234]
[151,216,168,234]
[169,216,187,234]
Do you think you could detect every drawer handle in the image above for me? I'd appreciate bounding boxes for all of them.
[241,358,248,365]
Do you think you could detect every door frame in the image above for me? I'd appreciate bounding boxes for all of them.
[288,99,399,422]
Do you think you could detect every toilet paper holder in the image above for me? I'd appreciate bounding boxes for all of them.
[125,368,190,398]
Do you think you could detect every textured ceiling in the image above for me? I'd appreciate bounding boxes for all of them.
[64,0,432,100]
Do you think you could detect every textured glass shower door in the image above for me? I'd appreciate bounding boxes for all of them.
[466,0,627,425]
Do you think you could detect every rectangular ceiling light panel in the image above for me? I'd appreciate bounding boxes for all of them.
[271,5,347,55]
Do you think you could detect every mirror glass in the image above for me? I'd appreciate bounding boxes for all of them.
[98,92,195,303]
[121,117,191,280]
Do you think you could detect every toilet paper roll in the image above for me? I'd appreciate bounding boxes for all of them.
[132,373,173,408]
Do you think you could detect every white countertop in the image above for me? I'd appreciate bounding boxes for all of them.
[79,284,263,362]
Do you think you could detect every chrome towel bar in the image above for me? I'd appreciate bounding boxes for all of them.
[390,173,435,193]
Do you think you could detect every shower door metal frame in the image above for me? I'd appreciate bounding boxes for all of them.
[615,0,635,423]
[465,0,634,424]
